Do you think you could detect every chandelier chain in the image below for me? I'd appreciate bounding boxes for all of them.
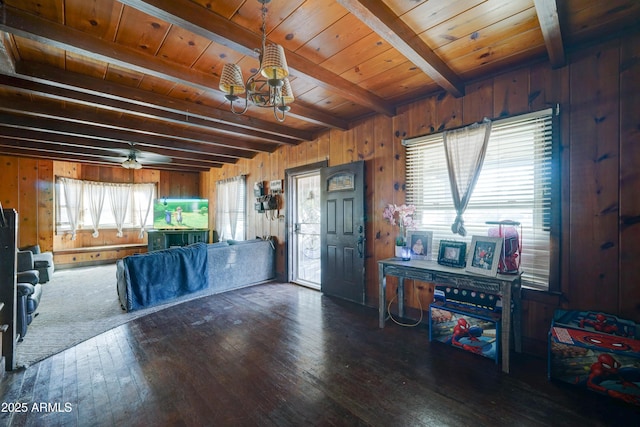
[260,2,267,53]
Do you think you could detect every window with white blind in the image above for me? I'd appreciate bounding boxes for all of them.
[403,109,557,289]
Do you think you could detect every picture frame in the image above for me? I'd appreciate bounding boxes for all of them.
[437,240,467,268]
[406,230,433,260]
[465,236,504,277]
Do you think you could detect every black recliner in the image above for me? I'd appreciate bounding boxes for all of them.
[16,250,43,341]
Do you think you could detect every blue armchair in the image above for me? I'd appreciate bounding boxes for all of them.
[16,250,43,341]
[19,244,54,283]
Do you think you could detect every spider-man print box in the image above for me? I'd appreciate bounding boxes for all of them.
[548,310,640,406]
[429,301,501,364]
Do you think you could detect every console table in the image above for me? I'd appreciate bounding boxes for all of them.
[378,258,522,373]
[147,230,209,251]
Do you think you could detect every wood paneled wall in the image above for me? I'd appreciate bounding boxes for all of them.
[0,33,637,355]
[205,33,640,354]
[0,156,54,252]
[0,157,200,266]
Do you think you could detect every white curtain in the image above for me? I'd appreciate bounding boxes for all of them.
[85,181,106,238]
[134,183,155,238]
[443,118,492,236]
[60,177,84,240]
[216,175,245,241]
[107,183,131,237]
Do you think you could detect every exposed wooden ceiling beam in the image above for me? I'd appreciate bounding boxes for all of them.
[0,111,255,161]
[118,0,396,117]
[1,68,301,147]
[0,137,222,169]
[14,62,313,143]
[336,0,465,98]
[533,0,566,68]
[0,143,215,171]
[0,125,236,166]
[0,94,277,154]
[0,5,344,128]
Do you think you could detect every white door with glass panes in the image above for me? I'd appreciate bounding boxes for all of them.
[291,171,321,288]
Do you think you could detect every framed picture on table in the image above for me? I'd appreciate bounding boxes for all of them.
[406,231,433,260]
[465,236,503,276]
[437,240,467,268]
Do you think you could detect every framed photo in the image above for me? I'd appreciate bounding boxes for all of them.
[406,230,433,260]
[437,240,467,268]
[466,236,503,277]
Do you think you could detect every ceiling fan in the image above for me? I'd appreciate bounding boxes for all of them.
[101,144,172,170]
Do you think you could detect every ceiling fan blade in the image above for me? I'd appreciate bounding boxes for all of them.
[135,151,172,164]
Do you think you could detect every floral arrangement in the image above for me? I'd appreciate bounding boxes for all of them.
[382,203,416,246]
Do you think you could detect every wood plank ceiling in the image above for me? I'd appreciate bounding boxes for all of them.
[0,0,638,172]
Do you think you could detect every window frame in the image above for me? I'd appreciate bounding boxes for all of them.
[55,177,156,233]
[215,175,247,241]
[402,108,560,291]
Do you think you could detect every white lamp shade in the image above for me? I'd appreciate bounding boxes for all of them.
[219,63,246,95]
[260,44,289,80]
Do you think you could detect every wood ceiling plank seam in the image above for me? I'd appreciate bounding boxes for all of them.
[420,0,534,51]
[116,0,395,117]
[337,47,412,85]
[448,27,547,79]
[399,0,485,36]
[116,5,172,56]
[319,32,393,76]
[293,13,373,66]
[232,0,305,40]
[433,8,542,64]
[337,0,465,97]
[266,0,349,53]
[283,48,396,116]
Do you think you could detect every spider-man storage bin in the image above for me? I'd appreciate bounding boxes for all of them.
[548,310,640,406]
[429,301,501,364]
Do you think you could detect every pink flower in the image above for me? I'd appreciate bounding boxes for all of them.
[382,203,416,230]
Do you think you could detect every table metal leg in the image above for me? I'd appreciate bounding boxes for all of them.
[513,283,522,353]
[378,264,385,328]
[398,277,405,319]
[501,282,512,374]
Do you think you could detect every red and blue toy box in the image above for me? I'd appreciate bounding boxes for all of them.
[429,301,501,363]
[548,310,640,406]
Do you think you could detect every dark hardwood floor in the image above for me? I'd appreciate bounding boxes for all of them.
[1,282,638,426]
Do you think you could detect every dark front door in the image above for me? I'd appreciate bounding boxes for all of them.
[320,161,366,304]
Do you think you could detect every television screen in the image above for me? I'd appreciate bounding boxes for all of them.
[153,198,209,230]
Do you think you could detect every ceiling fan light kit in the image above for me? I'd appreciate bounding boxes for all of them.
[218,0,294,122]
[122,156,142,170]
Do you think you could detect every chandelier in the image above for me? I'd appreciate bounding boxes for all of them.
[218,0,294,122]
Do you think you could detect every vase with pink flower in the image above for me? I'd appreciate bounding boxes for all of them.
[382,203,416,260]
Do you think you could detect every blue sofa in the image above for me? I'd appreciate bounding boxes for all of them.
[117,239,276,311]
[206,239,276,294]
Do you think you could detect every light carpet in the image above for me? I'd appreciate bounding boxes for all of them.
[16,263,224,368]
